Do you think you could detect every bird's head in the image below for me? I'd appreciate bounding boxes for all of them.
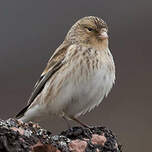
[66,16,109,48]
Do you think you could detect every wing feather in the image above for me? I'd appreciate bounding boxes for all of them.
[16,42,70,118]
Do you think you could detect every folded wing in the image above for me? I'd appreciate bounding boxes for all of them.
[16,42,70,118]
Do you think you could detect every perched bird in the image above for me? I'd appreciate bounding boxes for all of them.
[16,16,115,127]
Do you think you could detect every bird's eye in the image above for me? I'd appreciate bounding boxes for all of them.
[86,27,94,32]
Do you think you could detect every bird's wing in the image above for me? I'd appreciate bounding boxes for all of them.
[16,42,70,118]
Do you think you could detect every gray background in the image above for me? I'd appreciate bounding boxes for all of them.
[0,0,151,151]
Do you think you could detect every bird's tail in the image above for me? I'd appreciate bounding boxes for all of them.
[15,105,29,119]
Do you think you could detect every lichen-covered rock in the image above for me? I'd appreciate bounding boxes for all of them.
[0,118,122,152]
[61,126,121,152]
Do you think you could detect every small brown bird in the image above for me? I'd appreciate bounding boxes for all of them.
[16,16,115,127]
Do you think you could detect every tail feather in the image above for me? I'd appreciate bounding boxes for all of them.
[15,105,29,118]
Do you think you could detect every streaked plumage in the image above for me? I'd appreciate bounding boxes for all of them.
[16,16,115,127]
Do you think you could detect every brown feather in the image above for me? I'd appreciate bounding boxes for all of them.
[16,41,70,118]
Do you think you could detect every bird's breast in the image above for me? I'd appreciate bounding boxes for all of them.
[44,47,115,116]
[61,61,115,116]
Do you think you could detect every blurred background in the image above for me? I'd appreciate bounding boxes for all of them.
[0,0,151,151]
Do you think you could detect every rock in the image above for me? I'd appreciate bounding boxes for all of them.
[0,118,122,152]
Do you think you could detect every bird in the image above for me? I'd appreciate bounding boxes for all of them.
[16,16,115,128]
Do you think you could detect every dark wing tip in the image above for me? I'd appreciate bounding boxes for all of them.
[15,105,29,118]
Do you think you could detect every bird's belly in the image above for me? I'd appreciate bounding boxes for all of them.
[46,65,115,117]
